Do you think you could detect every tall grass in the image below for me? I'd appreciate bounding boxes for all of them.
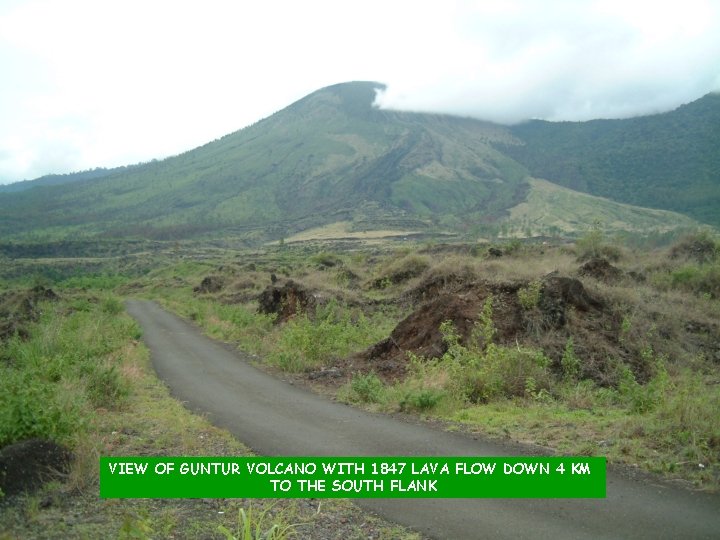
[268,300,389,372]
[0,295,140,448]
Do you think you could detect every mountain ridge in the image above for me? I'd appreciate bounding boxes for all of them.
[0,82,715,241]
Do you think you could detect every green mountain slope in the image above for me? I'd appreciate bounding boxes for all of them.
[506,178,698,236]
[502,93,720,226]
[0,82,526,241]
[0,82,715,242]
[0,166,133,193]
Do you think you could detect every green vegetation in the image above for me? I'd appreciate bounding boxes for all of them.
[0,276,419,539]
[0,294,138,447]
[3,83,713,244]
[269,302,388,373]
[218,503,302,540]
[0,82,524,242]
[504,93,720,227]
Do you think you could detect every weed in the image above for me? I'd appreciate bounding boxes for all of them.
[575,225,622,261]
[218,503,301,540]
[349,372,384,403]
[472,295,496,350]
[561,337,580,380]
[517,280,542,310]
[399,388,445,412]
[119,510,153,539]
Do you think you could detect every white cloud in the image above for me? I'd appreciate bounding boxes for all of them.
[1,0,719,183]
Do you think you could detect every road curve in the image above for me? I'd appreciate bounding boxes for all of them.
[126,299,720,539]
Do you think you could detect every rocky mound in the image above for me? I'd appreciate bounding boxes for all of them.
[578,258,623,282]
[0,439,72,498]
[355,275,622,385]
[257,280,316,323]
[193,275,225,294]
[0,286,59,343]
[362,281,524,364]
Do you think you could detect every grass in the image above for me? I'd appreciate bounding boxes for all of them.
[0,286,421,539]
[4,231,719,508]
[506,178,699,239]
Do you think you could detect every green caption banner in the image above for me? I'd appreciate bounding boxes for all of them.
[100,457,605,499]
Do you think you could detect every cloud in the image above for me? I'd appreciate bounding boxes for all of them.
[374,0,720,123]
[0,0,719,183]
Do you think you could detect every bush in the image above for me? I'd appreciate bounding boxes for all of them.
[0,368,84,447]
[406,319,554,405]
[561,337,580,380]
[670,262,720,298]
[84,362,129,408]
[517,280,542,310]
[349,372,384,403]
[372,254,430,288]
[399,388,445,412]
[459,344,553,403]
[575,227,622,262]
[669,230,718,263]
[269,301,386,372]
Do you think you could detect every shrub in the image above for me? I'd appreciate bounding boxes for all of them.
[0,368,84,447]
[670,262,720,298]
[101,296,124,315]
[372,254,430,288]
[349,372,384,403]
[460,344,553,403]
[575,227,622,262]
[399,388,445,412]
[269,301,386,372]
[84,361,129,408]
[669,230,718,263]
[0,292,135,447]
[419,319,554,404]
[561,337,580,380]
[218,503,301,540]
[517,280,542,310]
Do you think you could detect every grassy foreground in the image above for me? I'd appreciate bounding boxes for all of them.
[0,292,419,539]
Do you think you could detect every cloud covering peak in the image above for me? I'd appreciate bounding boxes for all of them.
[0,0,718,183]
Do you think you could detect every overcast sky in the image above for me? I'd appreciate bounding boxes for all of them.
[1,0,719,184]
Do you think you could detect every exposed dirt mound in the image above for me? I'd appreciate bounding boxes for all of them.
[193,275,224,294]
[359,281,525,373]
[0,439,72,498]
[257,280,316,323]
[0,286,59,343]
[539,275,604,328]
[578,258,623,282]
[353,275,621,385]
[403,270,476,304]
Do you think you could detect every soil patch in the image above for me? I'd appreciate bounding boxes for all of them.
[0,439,72,499]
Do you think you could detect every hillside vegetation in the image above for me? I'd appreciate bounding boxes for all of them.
[0,82,716,243]
[503,93,720,226]
[111,232,719,490]
[0,82,525,241]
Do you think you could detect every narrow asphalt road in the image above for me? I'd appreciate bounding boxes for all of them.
[126,299,720,539]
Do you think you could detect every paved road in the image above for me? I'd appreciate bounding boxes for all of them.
[126,299,720,539]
